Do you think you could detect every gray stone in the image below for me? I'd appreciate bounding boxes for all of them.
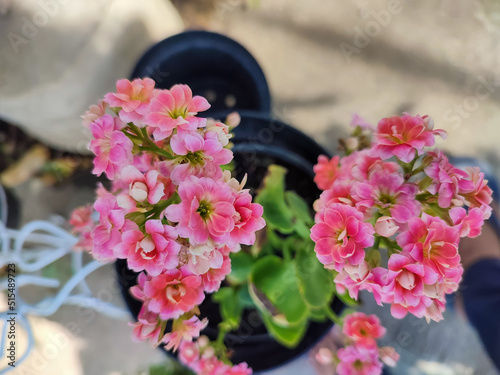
[0,0,183,151]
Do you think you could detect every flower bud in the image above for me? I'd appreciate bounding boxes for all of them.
[374,216,399,237]
[315,347,334,365]
[130,181,148,202]
[226,111,241,128]
[379,346,399,367]
[197,335,209,348]
[345,137,359,151]
[202,346,215,359]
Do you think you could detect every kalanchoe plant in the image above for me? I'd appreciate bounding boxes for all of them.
[73,77,491,375]
[315,312,400,374]
[220,164,353,349]
[311,114,493,323]
[73,78,265,374]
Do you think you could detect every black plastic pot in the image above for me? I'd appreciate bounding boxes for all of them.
[0,186,20,228]
[131,31,271,117]
[115,112,344,373]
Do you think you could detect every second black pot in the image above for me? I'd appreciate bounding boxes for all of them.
[131,31,271,117]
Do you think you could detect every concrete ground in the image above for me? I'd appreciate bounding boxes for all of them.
[2,0,500,374]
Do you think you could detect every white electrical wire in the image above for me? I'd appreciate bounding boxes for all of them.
[0,219,129,374]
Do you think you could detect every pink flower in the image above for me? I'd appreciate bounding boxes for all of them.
[349,152,399,182]
[384,253,438,319]
[314,155,340,191]
[117,165,170,210]
[424,151,474,208]
[163,315,208,352]
[423,298,446,322]
[374,216,399,237]
[82,100,107,129]
[206,121,232,146]
[132,153,154,173]
[449,206,486,238]
[104,78,155,125]
[334,263,389,305]
[461,167,493,209]
[90,192,127,261]
[69,205,94,233]
[137,268,205,320]
[397,214,460,281]
[178,335,253,375]
[166,129,233,184]
[335,152,359,180]
[115,220,180,276]
[343,312,386,348]
[178,340,200,366]
[227,363,253,375]
[165,176,236,245]
[229,189,265,246]
[336,345,382,375]
[73,230,93,252]
[185,243,224,275]
[316,180,356,211]
[378,346,400,367]
[198,357,231,375]
[371,114,446,163]
[130,306,163,345]
[89,114,133,179]
[352,170,420,223]
[311,203,374,271]
[145,84,210,140]
[201,254,232,293]
[350,113,374,130]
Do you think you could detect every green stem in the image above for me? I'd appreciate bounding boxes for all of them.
[127,123,142,138]
[213,324,231,362]
[125,123,175,159]
[139,145,174,159]
[282,245,292,262]
[411,164,427,176]
[398,156,418,180]
[408,157,417,171]
[380,236,401,255]
[323,305,343,326]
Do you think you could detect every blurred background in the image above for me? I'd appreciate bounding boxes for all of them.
[1,0,500,374]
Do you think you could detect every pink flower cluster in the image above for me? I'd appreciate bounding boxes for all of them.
[179,337,252,375]
[74,79,265,373]
[311,114,492,322]
[316,312,399,375]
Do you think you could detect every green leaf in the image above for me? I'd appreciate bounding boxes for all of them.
[294,219,312,240]
[261,312,308,348]
[249,256,308,325]
[236,284,255,309]
[282,234,302,260]
[148,361,194,375]
[266,227,283,250]
[285,191,313,225]
[227,252,255,285]
[221,160,235,172]
[255,165,294,233]
[295,244,335,308]
[212,287,243,329]
[212,287,232,302]
[309,306,327,322]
